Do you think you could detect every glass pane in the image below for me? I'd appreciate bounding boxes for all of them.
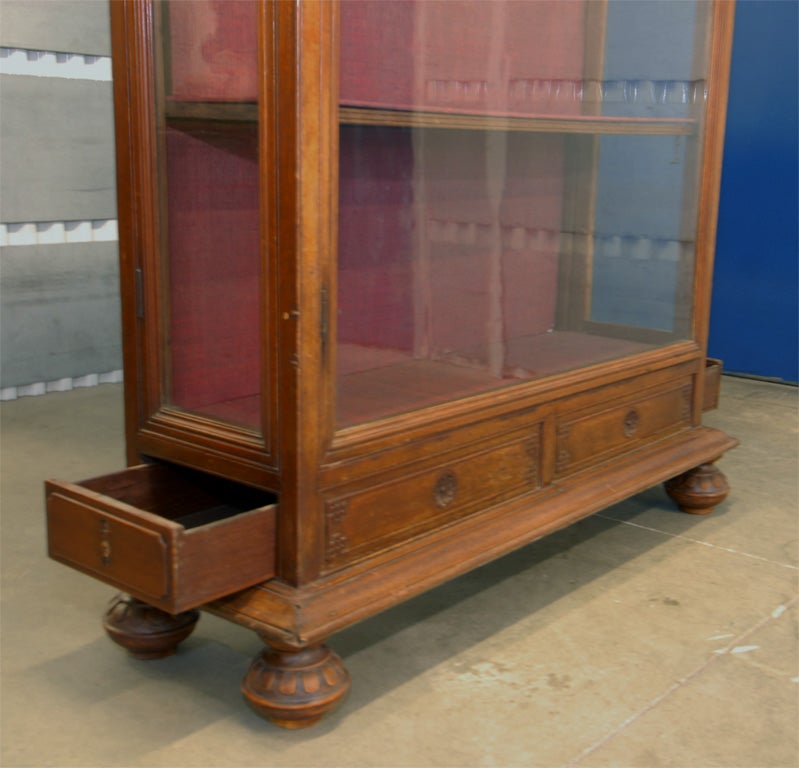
[156,0,261,430]
[590,133,694,332]
[336,0,709,427]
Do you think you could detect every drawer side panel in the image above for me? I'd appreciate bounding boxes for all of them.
[177,506,277,611]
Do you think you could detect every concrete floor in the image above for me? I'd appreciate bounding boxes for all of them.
[1,376,797,767]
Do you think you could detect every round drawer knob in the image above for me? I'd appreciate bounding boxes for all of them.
[623,409,640,437]
[434,470,458,508]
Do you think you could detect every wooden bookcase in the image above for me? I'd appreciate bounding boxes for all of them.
[46,0,737,727]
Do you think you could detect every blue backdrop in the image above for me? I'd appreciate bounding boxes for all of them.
[708,0,799,383]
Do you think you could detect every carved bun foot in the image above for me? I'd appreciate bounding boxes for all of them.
[664,462,730,515]
[242,642,351,729]
[102,594,199,660]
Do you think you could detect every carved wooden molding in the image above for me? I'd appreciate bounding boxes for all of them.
[556,423,571,474]
[681,384,692,422]
[524,433,540,487]
[325,500,350,563]
[242,644,351,729]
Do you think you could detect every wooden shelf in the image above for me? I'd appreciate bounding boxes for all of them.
[336,331,653,426]
[339,106,696,136]
[163,102,694,137]
[165,100,257,122]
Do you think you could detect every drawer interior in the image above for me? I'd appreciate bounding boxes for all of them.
[79,463,277,527]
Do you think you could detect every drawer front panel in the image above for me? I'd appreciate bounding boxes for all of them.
[47,492,171,602]
[324,429,541,569]
[556,381,692,477]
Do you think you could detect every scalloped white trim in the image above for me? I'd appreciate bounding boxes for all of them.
[0,220,118,247]
[0,47,112,81]
[1,370,123,401]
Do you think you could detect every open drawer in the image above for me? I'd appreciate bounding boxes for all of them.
[46,463,277,614]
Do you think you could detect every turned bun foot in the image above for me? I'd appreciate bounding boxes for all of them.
[664,462,730,515]
[242,642,351,728]
[102,594,199,660]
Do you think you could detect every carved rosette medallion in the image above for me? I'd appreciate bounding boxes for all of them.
[623,408,640,437]
[433,470,458,508]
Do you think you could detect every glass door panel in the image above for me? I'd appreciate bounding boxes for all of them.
[155,0,262,430]
[336,0,711,428]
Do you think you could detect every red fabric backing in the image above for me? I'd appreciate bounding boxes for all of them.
[167,0,258,102]
[337,128,564,359]
[165,122,260,425]
[160,1,584,427]
[424,131,563,356]
[338,126,416,350]
[340,0,587,116]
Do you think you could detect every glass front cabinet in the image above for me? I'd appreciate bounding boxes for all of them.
[46,0,737,727]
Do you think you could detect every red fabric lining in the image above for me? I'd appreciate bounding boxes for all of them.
[337,128,564,360]
[338,126,416,350]
[167,0,258,102]
[160,0,586,427]
[340,0,587,116]
[165,123,260,425]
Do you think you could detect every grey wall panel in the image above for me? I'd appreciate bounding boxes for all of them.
[0,75,117,223]
[0,1,111,56]
[0,243,122,387]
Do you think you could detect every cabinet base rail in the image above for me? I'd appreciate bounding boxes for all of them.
[100,426,736,728]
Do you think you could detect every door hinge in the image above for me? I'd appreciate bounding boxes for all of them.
[320,285,329,351]
[135,268,144,319]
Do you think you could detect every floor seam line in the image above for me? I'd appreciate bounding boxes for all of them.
[595,513,799,570]
[564,595,799,767]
